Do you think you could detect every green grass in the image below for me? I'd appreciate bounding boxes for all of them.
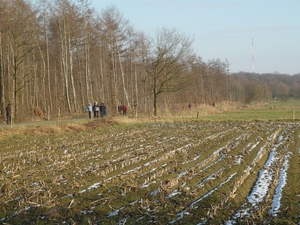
[197,100,300,121]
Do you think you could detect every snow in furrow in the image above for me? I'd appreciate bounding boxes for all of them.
[269,152,291,216]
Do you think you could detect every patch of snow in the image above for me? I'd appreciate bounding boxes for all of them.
[108,206,125,217]
[166,190,182,198]
[198,168,224,187]
[269,152,291,216]
[150,188,161,196]
[169,172,236,224]
[248,148,278,206]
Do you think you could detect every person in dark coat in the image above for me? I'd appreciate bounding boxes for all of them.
[93,102,100,118]
[118,105,123,115]
[6,103,12,125]
[100,103,107,117]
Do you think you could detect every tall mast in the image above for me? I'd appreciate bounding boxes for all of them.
[252,38,254,73]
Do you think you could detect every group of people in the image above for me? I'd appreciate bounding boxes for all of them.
[5,101,193,124]
[118,105,127,116]
[86,102,128,119]
[87,102,107,119]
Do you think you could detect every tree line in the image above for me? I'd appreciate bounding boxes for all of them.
[1,0,299,121]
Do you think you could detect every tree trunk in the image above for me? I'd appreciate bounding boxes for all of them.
[32,52,37,108]
[153,92,157,117]
[75,43,85,109]
[117,48,130,109]
[60,18,71,113]
[153,77,157,116]
[0,31,5,118]
[34,34,46,108]
[133,52,138,118]
[13,53,17,120]
[69,38,78,114]
[44,18,53,113]
[85,37,92,105]
[99,44,105,101]
[111,43,118,114]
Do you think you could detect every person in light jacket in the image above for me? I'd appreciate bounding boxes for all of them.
[87,103,92,119]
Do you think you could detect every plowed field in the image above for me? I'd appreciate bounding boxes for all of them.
[0,121,299,224]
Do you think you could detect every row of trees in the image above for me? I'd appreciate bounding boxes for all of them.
[233,72,300,101]
[0,0,299,121]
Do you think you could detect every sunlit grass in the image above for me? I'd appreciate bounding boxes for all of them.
[188,100,300,122]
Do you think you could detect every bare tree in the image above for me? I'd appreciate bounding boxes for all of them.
[2,0,38,119]
[133,32,150,114]
[35,0,54,114]
[49,0,83,113]
[79,0,93,108]
[141,28,193,116]
[100,5,132,114]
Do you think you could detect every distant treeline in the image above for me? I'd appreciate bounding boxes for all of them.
[231,72,300,102]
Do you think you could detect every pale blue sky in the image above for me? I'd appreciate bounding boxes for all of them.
[89,0,300,75]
